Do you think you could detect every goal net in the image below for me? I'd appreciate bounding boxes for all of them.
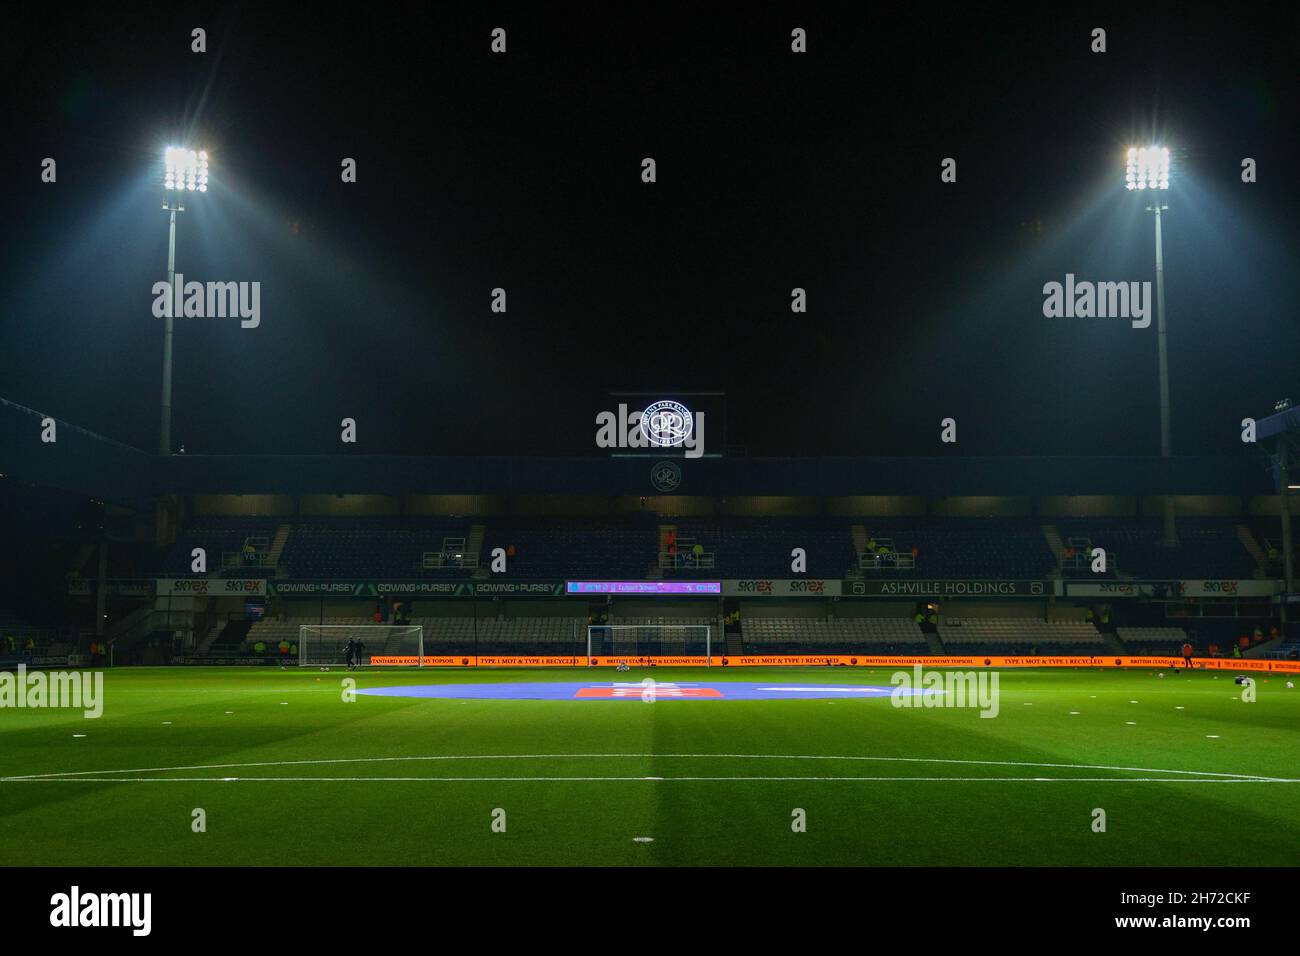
[298,624,425,667]
[586,624,711,666]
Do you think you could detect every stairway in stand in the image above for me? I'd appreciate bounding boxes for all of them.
[266,523,292,574]
[1041,524,1064,568]
[1235,524,1269,577]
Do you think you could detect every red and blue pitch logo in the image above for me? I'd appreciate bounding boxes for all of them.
[356,679,908,701]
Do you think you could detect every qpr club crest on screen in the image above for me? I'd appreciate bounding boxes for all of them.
[595,399,706,458]
[640,400,693,447]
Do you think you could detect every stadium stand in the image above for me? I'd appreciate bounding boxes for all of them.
[275,517,477,579]
[742,617,928,654]
[0,610,64,659]
[851,518,1056,580]
[474,616,586,649]
[479,517,657,579]
[611,615,715,628]
[1054,517,1257,580]
[242,614,591,658]
[937,618,1105,655]
[159,517,280,575]
[1265,638,1300,660]
[656,517,856,578]
[1115,626,1188,654]
[30,493,1292,665]
[150,512,1274,587]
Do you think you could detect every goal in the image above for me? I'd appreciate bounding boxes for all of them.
[298,624,425,667]
[586,624,711,666]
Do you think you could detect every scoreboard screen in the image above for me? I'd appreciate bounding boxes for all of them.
[566,581,721,595]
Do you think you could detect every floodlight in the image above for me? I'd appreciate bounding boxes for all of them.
[1125,145,1171,191]
[164,146,210,190]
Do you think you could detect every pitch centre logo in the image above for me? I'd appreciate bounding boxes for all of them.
[575,679,721,701]
[356,681,906,701]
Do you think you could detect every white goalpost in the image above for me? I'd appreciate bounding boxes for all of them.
[586,624,711,666]
[298,624,425,667]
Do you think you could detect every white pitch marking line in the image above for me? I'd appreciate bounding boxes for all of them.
[0,753,1285,783]
[1,775,1294,784]
[758,687,890,693]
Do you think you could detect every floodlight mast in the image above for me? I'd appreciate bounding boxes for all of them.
[158,148,208,456]
[1282,439,1295,605]
[159,198,178,457]
[1126,147,1176,547]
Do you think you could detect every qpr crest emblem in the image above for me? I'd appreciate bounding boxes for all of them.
[651,460,682,492]
[640,400,694,448]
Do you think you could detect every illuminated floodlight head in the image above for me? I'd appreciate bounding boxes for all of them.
[1125,145,1170,191]
[164,146,210,192]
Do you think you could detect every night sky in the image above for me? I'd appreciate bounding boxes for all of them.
[1,3,1296,458]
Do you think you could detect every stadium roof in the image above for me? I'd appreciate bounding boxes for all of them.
[0,398,1273,505]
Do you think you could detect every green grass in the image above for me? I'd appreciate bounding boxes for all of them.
[1,666,1297,866]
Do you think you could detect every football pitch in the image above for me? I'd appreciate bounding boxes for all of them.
[1,666,1297,866]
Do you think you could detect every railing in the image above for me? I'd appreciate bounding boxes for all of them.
[1060,550,1118,573]
[858,553,915,570]
[222,551,269,569]
[658,551,716,570]
[218,535,272,570]
[422,551,480,569]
